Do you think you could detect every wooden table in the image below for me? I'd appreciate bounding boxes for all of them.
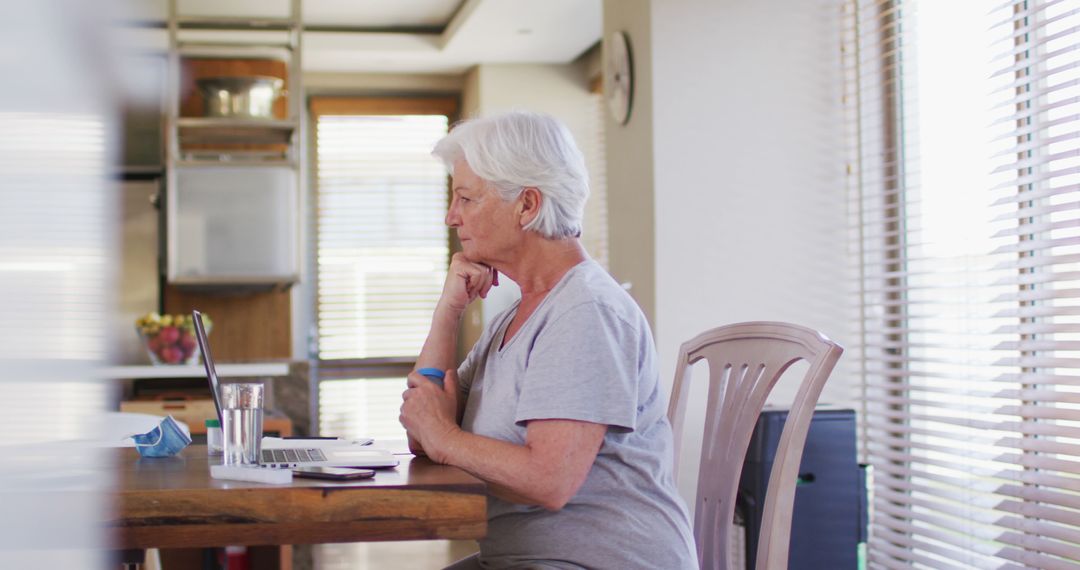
[108,446,486,567]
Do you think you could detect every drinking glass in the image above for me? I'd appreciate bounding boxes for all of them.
[220,383,264,466]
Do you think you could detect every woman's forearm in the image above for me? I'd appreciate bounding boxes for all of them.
[431,420,606,511]
[438,429,564,509]
[416,299,464,373]
[408,301,466,455]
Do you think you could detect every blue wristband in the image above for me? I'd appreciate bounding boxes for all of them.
[417,367,445,388]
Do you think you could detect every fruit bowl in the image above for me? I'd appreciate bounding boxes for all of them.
[135,313,212,365]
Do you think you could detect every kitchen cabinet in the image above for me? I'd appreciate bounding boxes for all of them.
[171,165,297,283]
[164,0,301,286]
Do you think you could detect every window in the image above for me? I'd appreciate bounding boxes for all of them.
[310,98,455,441]
[849,1,1080,567]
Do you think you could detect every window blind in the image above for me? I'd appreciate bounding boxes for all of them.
[849,0,1080,568]
[313,109,450,360]
[311,98,453,440]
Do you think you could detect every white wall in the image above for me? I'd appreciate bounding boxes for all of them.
[607,0,857,505]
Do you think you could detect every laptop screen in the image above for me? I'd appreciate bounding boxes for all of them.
[192,309,224,424]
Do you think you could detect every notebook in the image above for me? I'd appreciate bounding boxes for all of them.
[192,309,398,469]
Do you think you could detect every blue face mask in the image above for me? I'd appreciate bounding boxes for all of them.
[131,415,191,458]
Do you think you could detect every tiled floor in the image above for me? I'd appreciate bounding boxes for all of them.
[315,540,479,570]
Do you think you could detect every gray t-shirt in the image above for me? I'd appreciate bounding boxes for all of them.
[458,259,698,570]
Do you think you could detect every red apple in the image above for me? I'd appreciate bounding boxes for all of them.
[158,326,180,345]
[179,333,196,353]
[160,346,183,364]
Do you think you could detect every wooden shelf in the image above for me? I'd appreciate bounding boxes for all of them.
[177,43,293,60]
[102,362,291,379]
[176,16,296,30]
[176,157,296,168]
[164,0,303,296]
[177,117,296,145]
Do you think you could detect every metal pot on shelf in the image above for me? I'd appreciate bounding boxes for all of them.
[197,76,285,119]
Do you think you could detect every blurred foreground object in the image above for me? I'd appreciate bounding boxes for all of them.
[0,0,129,567]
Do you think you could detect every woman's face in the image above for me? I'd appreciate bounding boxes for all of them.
[445,159,521,265]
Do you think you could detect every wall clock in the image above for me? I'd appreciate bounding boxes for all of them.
[606,31,634,125]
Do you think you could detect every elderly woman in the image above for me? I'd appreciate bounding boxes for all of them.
[400,111,697,570]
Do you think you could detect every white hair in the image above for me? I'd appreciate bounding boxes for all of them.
[432,110,590,239]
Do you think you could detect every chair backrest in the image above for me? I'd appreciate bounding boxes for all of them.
[668,321,843,570]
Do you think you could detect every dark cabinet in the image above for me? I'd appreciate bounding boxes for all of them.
[739,407,866,570]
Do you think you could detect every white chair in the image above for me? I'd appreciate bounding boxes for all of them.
[668,322,843,570]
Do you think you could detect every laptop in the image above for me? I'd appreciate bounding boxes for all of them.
[192,309,398,469]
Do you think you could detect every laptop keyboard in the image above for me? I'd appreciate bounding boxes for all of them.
[261,448,326,464]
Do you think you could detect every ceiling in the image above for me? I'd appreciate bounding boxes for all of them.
[120,0,603,74]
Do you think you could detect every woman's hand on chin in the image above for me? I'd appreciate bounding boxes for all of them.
[441,252,498,313]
